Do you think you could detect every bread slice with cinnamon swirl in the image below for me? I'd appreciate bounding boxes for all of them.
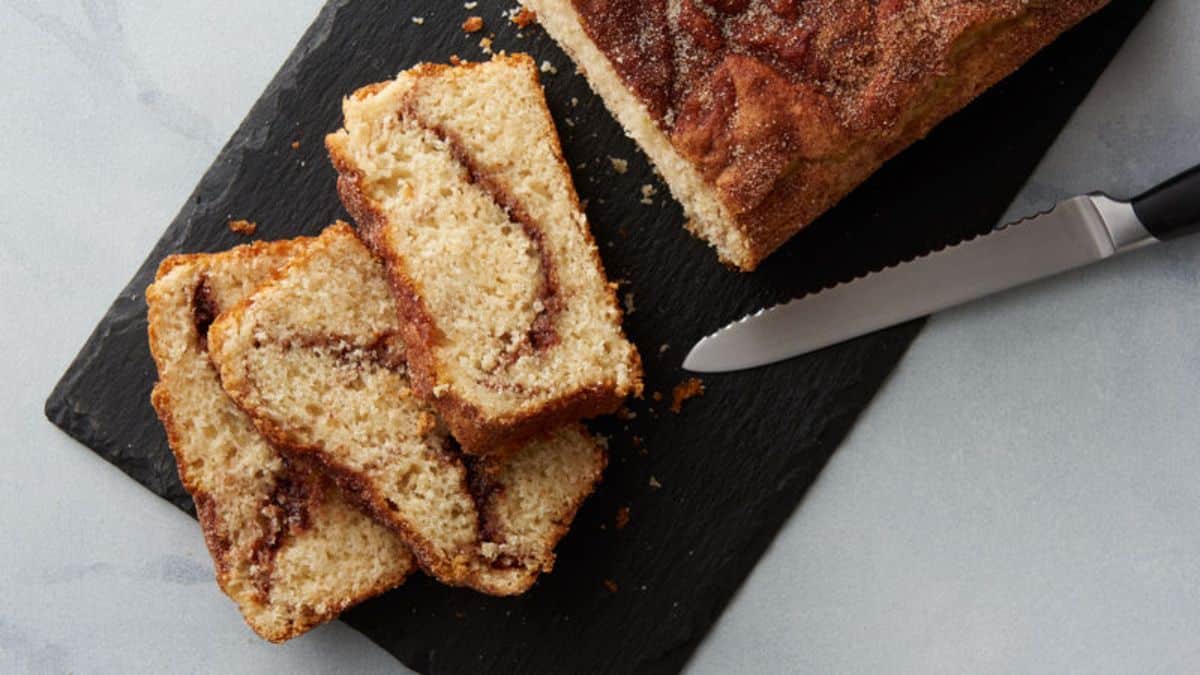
[208,223,606,595]
[146,238,415,643]
[326,54,642,456]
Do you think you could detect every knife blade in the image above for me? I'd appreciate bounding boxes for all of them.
[684,164,1200,373]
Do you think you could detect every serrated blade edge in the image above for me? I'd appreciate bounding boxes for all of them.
[683,196,1122,373]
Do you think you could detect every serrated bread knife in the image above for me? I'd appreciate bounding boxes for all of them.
[684,164,1200,373]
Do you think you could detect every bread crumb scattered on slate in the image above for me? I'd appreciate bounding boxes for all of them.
[511,7,538,27]
[540,60,557,75]
[609,156,629,174]
[228,219,257,236]
[290,140,301,150]
[615,506,630,530]
[480,36,494,54]
[649,476,662,489]
[603,579,619,593]
[411,16,425,24]
[464,1,478,8]
[462,16,484,32]
[670,377,704,413]
[640,183,658,205]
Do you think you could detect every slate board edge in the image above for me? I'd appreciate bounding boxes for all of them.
[627,324,923,673]
[43,0,354,495]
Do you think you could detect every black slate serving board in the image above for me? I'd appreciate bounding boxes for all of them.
[46,2,1151,672]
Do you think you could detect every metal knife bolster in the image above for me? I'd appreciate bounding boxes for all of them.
[1089,194,1156,252]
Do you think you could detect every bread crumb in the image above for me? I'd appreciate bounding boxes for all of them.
[609,156,628,174]
[640,183,658,205]
[290,140,301,150]
[449,54,464,66]
[540,60,557,75]
[670,378,704,413]
[658,343,670,353]
[652,391,663,402]
[623,291,636,315]
[462,16,484,32]
[411,16,425,24]
[228,219,257,236]
[649,476,662,489]
[616,406,636,421]
[463,1,478,7]
[615,506,630,530]
[479,36,493,55]
[511,7,538,27]
[603,579,618,593]
[571,97,579,107]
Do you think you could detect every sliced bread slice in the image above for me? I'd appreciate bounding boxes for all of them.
[146,238,415,643]
[326,53,641,455]
[208,223,606,594]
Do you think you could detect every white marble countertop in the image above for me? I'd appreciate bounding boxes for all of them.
[3,1,1199,673]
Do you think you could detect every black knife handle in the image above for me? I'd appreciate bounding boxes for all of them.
[1132,163,1200,240]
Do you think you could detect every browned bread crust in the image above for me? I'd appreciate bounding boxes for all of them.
[326,54,642,455]
[208,224,607,595]
[526,0,1110,269]
[146,238,415,642]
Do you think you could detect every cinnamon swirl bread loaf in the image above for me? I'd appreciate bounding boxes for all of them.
[326,54,641,456]
[208,224,606,595]
[146,239,414,643]
[524,0,1110,269]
